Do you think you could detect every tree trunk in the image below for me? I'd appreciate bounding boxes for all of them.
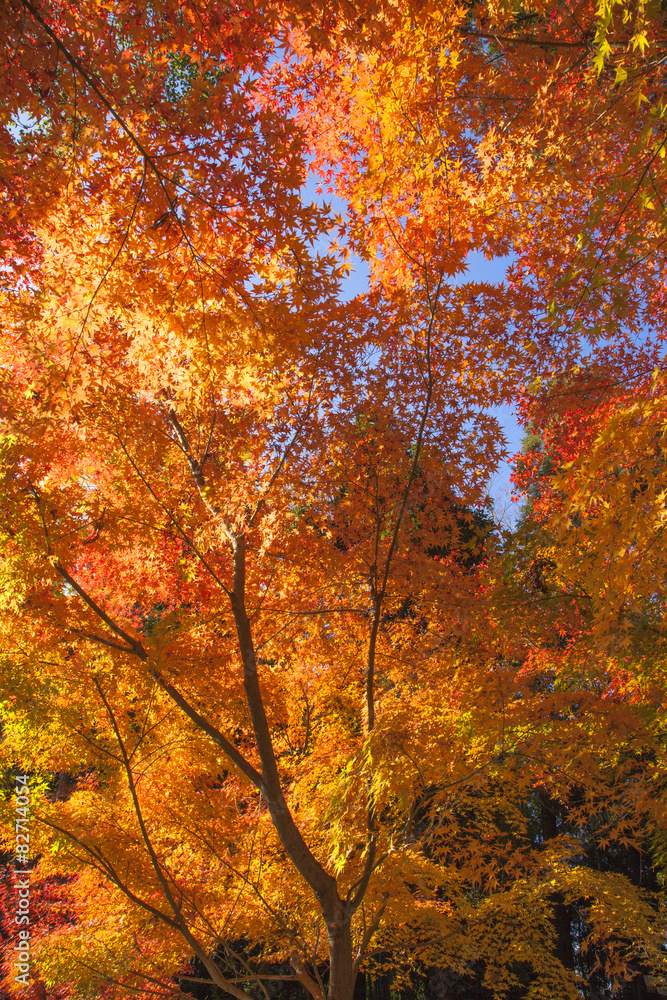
[352,970,368,1000]
[539,791,574,970]
[372,972,391,1000]
[554,901,574,970]
[328,907,356,1000]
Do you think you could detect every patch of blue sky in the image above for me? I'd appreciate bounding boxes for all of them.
[300,173,370,302]
[302,163,524,517]
[451,251,523,519]
[301,173,525,508]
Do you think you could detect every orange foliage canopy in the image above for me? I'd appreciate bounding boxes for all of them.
[0,1,666,999]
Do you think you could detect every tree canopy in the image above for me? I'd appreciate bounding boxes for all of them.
[1,1,666,999]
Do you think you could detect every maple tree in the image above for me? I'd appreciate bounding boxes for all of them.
[511,365,667,644]
[1,0,667,998]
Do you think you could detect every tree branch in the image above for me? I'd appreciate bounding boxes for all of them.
[290,951,326,1000]
[94,679,256,1000]
[230,532,339,913]
[53,563,263,789]
[55,562,147,659]
[352,893,389,976]
[460,28,593,49]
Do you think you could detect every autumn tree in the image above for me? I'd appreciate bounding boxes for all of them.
[1,1,667,999]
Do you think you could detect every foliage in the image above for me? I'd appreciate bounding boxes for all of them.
[0,1,666,999]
